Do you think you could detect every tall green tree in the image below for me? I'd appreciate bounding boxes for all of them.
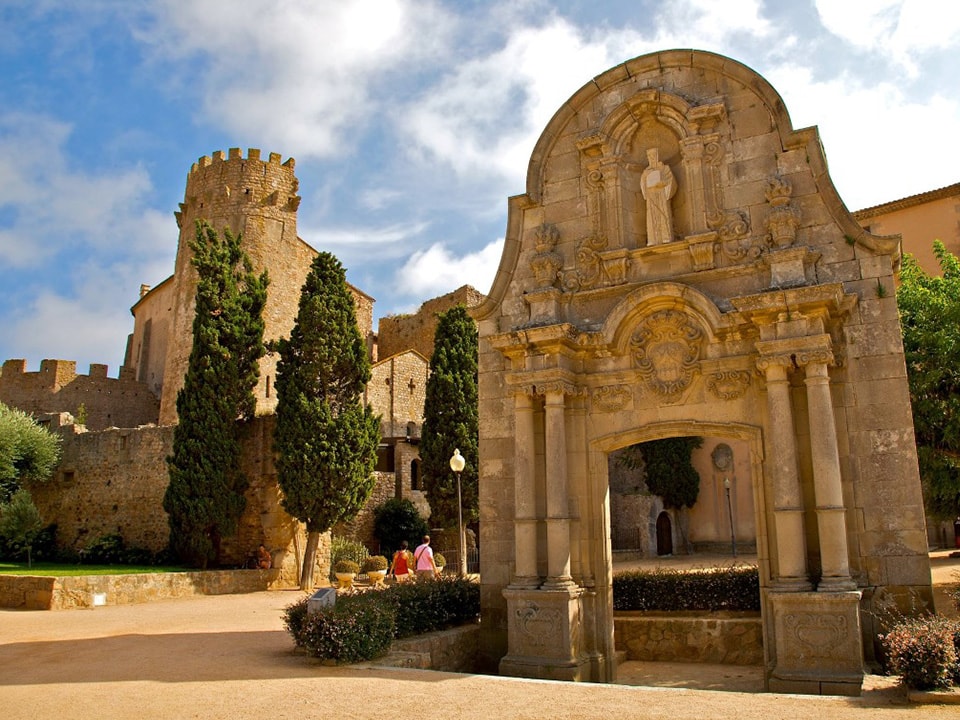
[897,241,960,520]
[0,402,62,504]
[273,252,380,590]
[419,305,479,528]
[164,221,269,567]
[618,436,703,509]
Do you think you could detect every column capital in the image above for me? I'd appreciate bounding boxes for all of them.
[538,381,584,398]
[795,348,835,370]
[756,353,794,376]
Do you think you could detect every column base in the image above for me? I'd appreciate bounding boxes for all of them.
[818,576,858,592]
[770,576,813,592]
[500,586,592,681]
[767,590,864,696]
[508,576,542,590]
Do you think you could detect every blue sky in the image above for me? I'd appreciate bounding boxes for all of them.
[2,0,959,375]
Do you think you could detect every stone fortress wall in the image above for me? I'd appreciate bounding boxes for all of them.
[0,359,159,431]
[377,285,485,361]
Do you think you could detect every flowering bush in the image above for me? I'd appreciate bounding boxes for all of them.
[880,616,959,690]
[298,602,395,663]
[283,576,480,662]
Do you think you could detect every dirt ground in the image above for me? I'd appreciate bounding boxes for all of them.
[1,553,958,720]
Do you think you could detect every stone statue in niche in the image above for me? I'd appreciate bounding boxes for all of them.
[641,147,677,246]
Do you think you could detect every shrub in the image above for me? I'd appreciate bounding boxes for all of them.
[334,559,360,575]
[362,555,388,572]
[299,602,395,663]
[283,576,480,662]
[881,616,959,690]
[433,553,446,569]
[329,535,368,580]
[81,532,164,565]
[373,498,428,557]
[612,566,760,612]
[283,594,311,646]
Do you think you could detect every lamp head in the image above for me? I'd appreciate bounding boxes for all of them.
[449,448,466,473]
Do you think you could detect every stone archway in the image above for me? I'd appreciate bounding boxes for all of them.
[474,49,932,696]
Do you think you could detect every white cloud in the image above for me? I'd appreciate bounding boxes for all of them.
[396,238,504,297]
[140,0,454,159]
[815,0,960,73]
[766,65,960,209]
[0,112,170,266]
[399,0,778,197]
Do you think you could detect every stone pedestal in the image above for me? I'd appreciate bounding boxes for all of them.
[767,591,864,696]
[499,586,590,681]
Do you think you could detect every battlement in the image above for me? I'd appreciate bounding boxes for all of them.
[176,148,301,229]
[0,358,160,430]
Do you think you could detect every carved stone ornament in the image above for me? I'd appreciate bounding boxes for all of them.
[784,612,850,660]
[711,443,733,472]
[515,601,562,648]
[630,310,704,396]
[765,176,801,249]
[592,385,632,412]
[706,369,751,400]
[530,223,563,289]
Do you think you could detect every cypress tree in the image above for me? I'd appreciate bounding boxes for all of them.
[273,252,380,590]
[164,221,268,568]
[419,305,479,529]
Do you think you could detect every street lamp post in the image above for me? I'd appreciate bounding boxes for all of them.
[724,477,737,558]
[449,448,467,576]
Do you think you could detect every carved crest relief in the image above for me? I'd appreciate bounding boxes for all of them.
[706,369,752,400]
[630,310,704,396]
[515,601,562,648]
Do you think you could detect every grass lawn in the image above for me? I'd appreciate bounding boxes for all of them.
[0,562,190,576]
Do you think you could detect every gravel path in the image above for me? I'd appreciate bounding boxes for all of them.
[2,586,958,720]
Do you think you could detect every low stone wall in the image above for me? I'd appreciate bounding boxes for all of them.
[614,611,763,665]
[370,623,481,673]
[0,569,294,610]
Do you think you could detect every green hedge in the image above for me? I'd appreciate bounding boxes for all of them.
[612,566,760,612]
[284,576,480,663]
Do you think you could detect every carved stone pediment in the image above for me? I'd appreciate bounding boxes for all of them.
[630,310,704,396]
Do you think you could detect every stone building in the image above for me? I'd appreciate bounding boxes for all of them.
[853,181,960,278]
[0,148,479,575]
[474,49,932,695]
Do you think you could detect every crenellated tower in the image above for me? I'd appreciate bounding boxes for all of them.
[158,148,314,424]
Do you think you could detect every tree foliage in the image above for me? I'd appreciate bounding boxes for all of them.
[0,488,43,566]
[897,241,960,520]
[419,305,479,528]
[273,251,380,589]
[373,497,429,557]
[164,221,269,567]
[0,402,61,504]
[619,436,703,509]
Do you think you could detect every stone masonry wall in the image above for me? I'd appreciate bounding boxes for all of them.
[366,350,429,439]
[377,285,484,361]
[0,359,159,430]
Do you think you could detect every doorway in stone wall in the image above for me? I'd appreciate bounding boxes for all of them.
[655,512,673,555]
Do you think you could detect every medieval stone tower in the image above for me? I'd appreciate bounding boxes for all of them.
[155,149,314,424]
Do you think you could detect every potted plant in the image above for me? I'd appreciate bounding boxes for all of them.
[334,559,360,589]
[433,553,446,575]
[362,555,389,586]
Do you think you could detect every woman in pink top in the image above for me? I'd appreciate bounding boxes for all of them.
[412,535,439,581]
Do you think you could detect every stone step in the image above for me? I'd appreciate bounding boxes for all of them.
[369,651,432,669]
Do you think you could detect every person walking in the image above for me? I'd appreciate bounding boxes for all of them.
[389,540,413,582]
[412,535,440,581]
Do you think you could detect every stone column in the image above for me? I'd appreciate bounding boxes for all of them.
[511,388,540,588]
[543,384,574,589]
[799,351,856,591]
[757,355,811,591]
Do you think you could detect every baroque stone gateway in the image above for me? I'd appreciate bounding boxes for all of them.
[474,50,932,695]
